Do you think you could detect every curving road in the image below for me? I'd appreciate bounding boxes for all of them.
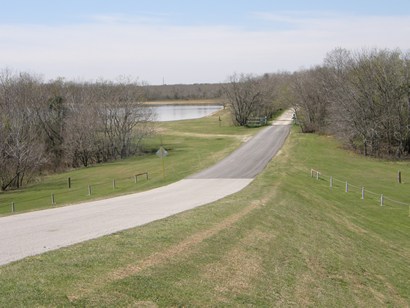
[0,110,293,266]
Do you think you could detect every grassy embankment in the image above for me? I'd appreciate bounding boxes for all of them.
[0,120,409,306]
[0,105,257,215]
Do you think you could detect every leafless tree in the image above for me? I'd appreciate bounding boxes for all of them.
[324,48,410,157]
[95,78,155,160]
[0,70,45,190]
[291,67,330,133]
[62,83,101,167]
[223,73,264,126]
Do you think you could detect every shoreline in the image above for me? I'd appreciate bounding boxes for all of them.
[143,98,224,106]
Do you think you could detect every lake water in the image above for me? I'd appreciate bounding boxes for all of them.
[150,105,223,122]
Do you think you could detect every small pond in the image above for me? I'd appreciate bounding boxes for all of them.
[150,105,223,122]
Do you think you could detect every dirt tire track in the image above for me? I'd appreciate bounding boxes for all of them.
[68,201,260,302]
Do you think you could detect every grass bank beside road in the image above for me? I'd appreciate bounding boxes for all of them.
[0,127,409,306]
[0,108,258,215]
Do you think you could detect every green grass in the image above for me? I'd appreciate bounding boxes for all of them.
[0,108,261,215]
[0,127,409,307]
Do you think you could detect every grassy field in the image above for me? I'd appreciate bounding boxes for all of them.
[0,107,259,215]
[0,126,409,306]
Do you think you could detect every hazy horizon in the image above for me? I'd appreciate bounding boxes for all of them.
[1,0,409,85]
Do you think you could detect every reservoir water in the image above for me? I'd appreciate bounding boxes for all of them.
[150,105,223,122]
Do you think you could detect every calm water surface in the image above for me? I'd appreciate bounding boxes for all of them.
[150,105,223,122]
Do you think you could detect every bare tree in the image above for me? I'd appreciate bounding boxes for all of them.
[0,71,45,190]
[324,48,410,157]
[62,83,101,167]
[223,73,264,126]
[95,78,155,160]
[291,67,330,133]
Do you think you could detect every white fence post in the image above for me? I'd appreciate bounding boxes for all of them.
[380,194,384,206]
[330,176,333,189]
[361,187,365,200]
[345,182,349,192]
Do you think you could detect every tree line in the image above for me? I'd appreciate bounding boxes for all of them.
[3,47,406,190]
[0,71,155,191]
[145,83,224,101]
[0,69,291,191]
[223,72,291,126]
[291,48,410,158]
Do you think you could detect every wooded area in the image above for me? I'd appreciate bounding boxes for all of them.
[292,48,410,158]
[0,69,291,191]
[0,72,155,191]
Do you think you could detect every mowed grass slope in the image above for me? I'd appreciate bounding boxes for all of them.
[0,128,409,306]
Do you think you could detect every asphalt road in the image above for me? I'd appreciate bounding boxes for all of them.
[0,109,293,266]
[189,124,290,179]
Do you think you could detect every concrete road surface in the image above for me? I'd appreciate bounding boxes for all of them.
[0,109,293,266]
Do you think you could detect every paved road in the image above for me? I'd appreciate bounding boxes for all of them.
[0,110,293,266]
[189,124,290,179]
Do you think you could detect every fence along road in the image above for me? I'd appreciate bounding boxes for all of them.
[0,110,293,266]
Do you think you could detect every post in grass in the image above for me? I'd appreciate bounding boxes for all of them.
[380,194,384,206]
[11,202,15,213]
[361,187,365,200]
[330,176,333,190]
[310,169,320,180]
[345,181,349,193]
[51,193,55,206]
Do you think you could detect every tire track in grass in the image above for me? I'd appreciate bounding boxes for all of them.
[67,201,261,303]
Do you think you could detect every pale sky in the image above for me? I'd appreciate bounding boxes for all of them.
[1,0,409,85]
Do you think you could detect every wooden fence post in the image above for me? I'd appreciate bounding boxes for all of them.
[11,202,15,213]
[68,177,71,189]
[113,179,116,189]
[380,194,384,206]
[330,176,333,189]
[397,171,402,184]
[88,185,92,196]
[51,193,55,206]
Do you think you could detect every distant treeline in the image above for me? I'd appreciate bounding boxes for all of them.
[144,83,224,101]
